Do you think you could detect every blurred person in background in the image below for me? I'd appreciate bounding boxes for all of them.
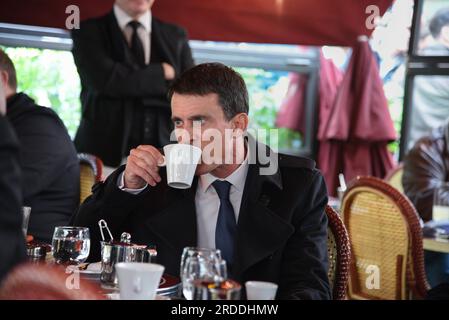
[0,72,25,283]
[403,117,449,287]
[71,0,194,175]
[0,49,79,244]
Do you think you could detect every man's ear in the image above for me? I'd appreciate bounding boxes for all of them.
[231,113,249,136]
[0,70,9,87]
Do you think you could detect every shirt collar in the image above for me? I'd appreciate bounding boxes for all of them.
[199,152,249,194]
[113,4,152,32]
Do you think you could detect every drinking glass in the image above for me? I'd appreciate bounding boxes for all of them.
[22,206,31,237]
[182,256,227,300]
[433,183,449,222]
[180,247,222,279]
[52,226,90,265]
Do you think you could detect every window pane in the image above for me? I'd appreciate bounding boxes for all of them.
[408,75,449,150]
[2,46,81,138]
[235,67,304,153]
[416,0,449,56]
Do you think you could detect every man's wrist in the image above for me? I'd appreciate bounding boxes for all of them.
[117,172,147,194]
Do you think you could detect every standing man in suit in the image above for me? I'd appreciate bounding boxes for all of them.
[0,74,25,282]
[0,49,80,243]
[74,63,330,300]
[72,0,194,170]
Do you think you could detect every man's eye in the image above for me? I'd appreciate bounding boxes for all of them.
[174,120,183,127]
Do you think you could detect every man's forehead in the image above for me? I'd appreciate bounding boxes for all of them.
[171,92,220,115]
[172,92,219,104]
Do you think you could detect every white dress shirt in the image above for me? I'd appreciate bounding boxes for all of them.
[117,156,249,250]
[195,157,249,249]
[113,4,151,64]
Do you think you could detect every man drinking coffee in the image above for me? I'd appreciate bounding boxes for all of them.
[73,63,330,300]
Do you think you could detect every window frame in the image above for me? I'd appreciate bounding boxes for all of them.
[0,23,321,158]
[399,0,449,160]
[191,41,320,157]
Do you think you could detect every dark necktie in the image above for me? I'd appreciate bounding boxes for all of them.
[212,180,237,266]
[128,20,145,67]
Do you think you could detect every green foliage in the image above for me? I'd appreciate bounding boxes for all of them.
[383,65,406,157]
[2,46,81,138]
[236,67,303,152]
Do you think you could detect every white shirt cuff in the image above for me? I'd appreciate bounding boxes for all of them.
[117,172,148,195]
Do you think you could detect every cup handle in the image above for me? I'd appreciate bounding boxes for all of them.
[133,277,142,294]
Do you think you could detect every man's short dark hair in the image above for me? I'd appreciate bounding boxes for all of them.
[0,49,17,91]
[429,8,449,39]
[168,63,249,120]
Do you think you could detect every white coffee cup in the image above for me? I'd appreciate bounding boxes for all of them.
[162,144,202,189]
[245,281,278,300]
[115,262,165,300]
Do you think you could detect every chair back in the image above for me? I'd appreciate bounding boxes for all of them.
[78,153,103,204]
[341,176,429,300]
[326,205,351,300]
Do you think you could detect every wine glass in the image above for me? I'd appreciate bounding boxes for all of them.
[433,182,449,222]
[182,256,227,300]
[180,247,222,279]
[21,207,31,238]
[52,226,90,265]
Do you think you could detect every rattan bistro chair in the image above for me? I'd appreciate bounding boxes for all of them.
[326,205,351,300]
[384,163,404,193]
[78,153,103,204]
[341,176,429,300]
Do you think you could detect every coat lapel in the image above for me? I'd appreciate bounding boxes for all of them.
[105,12,138,156]
[106,11,131,64]
[151,18,178,73]
[232,143,294,279]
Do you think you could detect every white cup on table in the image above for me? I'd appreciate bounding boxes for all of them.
[245,281,278,300]
[162,144,202,189]
[115,262,164,300]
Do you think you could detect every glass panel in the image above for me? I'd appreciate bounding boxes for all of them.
[370,0,414,157]
[1,46,81,138]
[235,67,304,153]
[407,75,449,150]
[416,0,449,56]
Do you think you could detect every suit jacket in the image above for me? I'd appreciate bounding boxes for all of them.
[73,141,331,300]
[7,93,80,243]
[72,11,195,166]
[0,115,26,281]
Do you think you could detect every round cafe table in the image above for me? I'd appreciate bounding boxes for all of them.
[423,237,449,254]
[422,221,449,254]
[34,251,182,299]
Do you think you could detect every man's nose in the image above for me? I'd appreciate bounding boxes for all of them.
[175,127,193,144]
